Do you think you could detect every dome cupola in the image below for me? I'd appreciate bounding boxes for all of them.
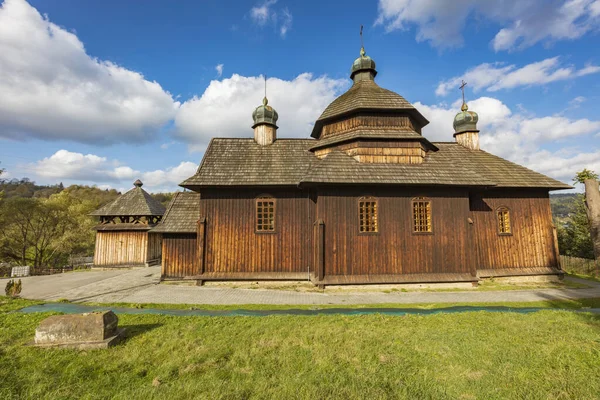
[350,47,377,82]
[453,82,480,150]
[453,101,479,134]
[252,93,278,146]
[252,97,278,129]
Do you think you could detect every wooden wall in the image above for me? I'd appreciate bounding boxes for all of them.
[93,231,148,266]
[316,187,475,277]
[161,234,198,278]
[201,188,314,275]
[146,233,162,264]
[470,189,557,270]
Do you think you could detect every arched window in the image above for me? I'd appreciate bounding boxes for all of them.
[412,197,432,233]
[497,206,511,235]
[358,197,378,233]
[256,196,276,232]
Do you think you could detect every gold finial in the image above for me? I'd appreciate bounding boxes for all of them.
[459,80,468,111]
[360,25,365,56]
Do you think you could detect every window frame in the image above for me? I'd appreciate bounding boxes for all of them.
[255,195,277,234]
[412,197,433,235]
[357,196,379,235]
[496,206,512,236]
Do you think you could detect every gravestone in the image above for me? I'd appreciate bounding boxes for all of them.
[11,266,30,278]
[33,311,125,349]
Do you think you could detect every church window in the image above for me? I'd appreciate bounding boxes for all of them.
[358,197,378,233]
[497,207,511,235]
[412,197,432,233]
[256,196,276,232]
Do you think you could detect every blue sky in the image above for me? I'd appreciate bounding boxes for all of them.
[0,0,599,192]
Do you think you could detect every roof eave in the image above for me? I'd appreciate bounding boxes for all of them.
[311,108,430,139]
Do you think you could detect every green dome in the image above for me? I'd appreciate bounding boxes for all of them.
[252,97,279,128]
[453,102,479,134]
[350,47,377,80]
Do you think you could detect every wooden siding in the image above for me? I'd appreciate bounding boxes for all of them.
[201,188,314,274]
[162,234,198,278]
[93,231,148,266]
[321,114,418,137]
[470,189,558,270]
[315,187,475,277]
[315,140,427,164]
[146,233,162,264]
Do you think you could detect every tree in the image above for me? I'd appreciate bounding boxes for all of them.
[574,169,600,262]
[557,194,595,259]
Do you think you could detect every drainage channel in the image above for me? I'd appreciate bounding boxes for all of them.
[17,303,600,317]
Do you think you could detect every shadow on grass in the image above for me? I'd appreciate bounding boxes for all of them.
[120,323,162,342]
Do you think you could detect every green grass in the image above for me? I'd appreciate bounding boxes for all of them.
[2,297,600,399]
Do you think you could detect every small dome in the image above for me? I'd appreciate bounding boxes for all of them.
[453,102,479,134]
[133,179,143,188]
[252,97,279,128]
[350,47,377,80]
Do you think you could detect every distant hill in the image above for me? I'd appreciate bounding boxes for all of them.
[0,178,173,207]
[550,193,580,219]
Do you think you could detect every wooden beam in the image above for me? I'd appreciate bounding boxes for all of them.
[197,217,206,275]
[315,219,325,281]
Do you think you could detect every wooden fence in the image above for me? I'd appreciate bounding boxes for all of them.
[560,255,599,276]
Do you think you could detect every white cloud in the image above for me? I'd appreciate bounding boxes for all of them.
[27,150,197,192]
[436,57,600,96]
[250,0,278,26]
[174,73,347,151]
[280,8,293,37]
[215,64,224,77]
[249,0,292,38]
[376,0,600,51]
[0,0,179,144]
[417,96,600,183]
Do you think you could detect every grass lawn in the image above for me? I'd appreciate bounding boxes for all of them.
[2,297,600,399]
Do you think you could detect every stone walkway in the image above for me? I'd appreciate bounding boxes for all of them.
[3,267,600,305]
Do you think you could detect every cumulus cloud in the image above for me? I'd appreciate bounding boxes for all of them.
[436,57,600,96]
[417,96,600,183]
[27,150,197,192]
[0,0,179,144]
[375,0,600,51]
[174,73,347,151]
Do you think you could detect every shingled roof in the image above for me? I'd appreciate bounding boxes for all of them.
[90,181,166,217]
[181,139,317,187]
[311,80,429,138]
[151,192,200,233]
[180,139,570,190]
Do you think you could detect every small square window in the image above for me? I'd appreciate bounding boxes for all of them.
[497,207,511,234]
[412,198,432,233]
[256,197,275,232]
[358,198,378,233]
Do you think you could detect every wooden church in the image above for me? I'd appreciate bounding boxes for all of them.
[153,44,571,286]
[91,180,165,268]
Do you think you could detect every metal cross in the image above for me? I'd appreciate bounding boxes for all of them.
[459,80,467,103]
[360,25,364,49]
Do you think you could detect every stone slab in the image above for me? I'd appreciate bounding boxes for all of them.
[35,311,118,344]
[30,328,126,350]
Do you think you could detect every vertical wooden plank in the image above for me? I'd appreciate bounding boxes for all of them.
[315,219,325,281]
[197,217,206,275]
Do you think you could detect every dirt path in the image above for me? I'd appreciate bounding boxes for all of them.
[3,267,600,305]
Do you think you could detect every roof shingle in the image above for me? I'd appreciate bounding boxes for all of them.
[90,186,166,216]
[151,192,200,233]
[180,138,570,190]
